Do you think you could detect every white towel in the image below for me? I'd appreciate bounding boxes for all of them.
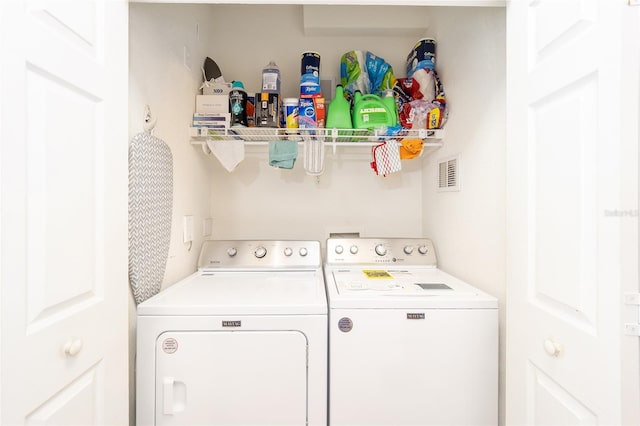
[207,139,245,172]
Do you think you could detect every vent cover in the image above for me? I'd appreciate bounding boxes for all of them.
[438,156,460,191]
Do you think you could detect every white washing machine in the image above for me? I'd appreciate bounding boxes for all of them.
[136,240,327,426]
[324,237,498,426]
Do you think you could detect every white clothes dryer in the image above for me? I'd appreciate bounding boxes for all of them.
[136,240,327,426]
[324,237,498,426]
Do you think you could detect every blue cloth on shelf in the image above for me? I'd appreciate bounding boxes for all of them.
[269,140,298,169]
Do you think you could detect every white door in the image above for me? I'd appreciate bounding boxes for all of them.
[506,0,640,424]
[0,0,129,424]
[156,331,308,426]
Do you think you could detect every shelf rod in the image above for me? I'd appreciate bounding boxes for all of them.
[195,141,443,148]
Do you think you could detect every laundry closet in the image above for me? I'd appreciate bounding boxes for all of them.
[127,0,507,331]
[128,0,507,416]
[128,0,508,420]
[0,0,637,425]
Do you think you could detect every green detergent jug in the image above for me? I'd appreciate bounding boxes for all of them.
[352,92,396,130]
[326,85,353,129]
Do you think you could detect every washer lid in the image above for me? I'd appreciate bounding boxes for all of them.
[137,269,327,316]
[325,266,497,309]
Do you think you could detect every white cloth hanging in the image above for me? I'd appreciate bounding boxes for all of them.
[207,139,245,172]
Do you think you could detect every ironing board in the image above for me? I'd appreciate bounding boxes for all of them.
[128,130,173,304]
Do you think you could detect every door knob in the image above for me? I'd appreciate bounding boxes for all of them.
[63,339,83,357]
[543,339,561,357]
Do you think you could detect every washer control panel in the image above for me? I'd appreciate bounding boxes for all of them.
[198,240,321,269]
[326,238,437,266]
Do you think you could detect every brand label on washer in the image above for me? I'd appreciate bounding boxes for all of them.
[222,320,242,327]
[407,313,425,320]
[162,337,178,354]
[338,317,353,332]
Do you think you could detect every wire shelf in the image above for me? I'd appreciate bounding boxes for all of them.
[190,126,444,152]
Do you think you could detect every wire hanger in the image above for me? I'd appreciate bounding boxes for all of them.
[143,104,157,133]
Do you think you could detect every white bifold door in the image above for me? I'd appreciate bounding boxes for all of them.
[0,0,129,424]
[506,0,640,424]
[155,331,309,426]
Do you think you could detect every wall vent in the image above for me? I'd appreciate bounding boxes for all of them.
[438,156,460,192]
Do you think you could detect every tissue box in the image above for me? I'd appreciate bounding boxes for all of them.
[196,95,228,114]
[202,81,232,95]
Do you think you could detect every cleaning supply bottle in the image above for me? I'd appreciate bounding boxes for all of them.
[352,91,395,130]
[326,85,352,129]
[353,90,363,106]
[382,89,398,126]
[229,81,248,127]
[261,60,281,94]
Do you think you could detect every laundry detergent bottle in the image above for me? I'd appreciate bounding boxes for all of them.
[229,80,248,127]
[325,85,352,129]
[352,91,395,130]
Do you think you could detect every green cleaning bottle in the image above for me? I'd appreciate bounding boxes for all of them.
[325,85,352,129]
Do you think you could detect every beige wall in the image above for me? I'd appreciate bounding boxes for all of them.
[128,4,217,423]
[421,6,507,424]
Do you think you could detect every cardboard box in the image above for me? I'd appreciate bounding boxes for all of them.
[202,81,233,95]
[196,95,228,114]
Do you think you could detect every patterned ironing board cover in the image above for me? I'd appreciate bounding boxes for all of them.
[128,131,173,304]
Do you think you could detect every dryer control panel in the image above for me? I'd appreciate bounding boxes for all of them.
[326,238,437,266]
[198,240,321,269]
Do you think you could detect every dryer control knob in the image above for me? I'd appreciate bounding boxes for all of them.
[350,245,359,254]
[335,245,344,255]
[375,244,387,256]
[299,247,308,257]
[284,247,293,257]
[227,247,238,257]
[403,245,414,255]
[254,246,267,258]
[418,245,428,255]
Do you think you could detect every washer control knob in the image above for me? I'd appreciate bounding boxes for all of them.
[418,245,429,255]
[335,245,344,255]
[375,244,387,256]
[299,247,308,257]
[254,246,267,258]
[227,247,238,257]
[403,245,414,255]
[284,247,293,257]
[350,245,359,254]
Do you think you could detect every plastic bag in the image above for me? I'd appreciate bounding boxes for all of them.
[395,69,447,129]
[340,50,396,101]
